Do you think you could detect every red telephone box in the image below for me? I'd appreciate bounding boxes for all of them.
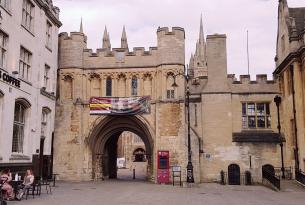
[157,151,170,184]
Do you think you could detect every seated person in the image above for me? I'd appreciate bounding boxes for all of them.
[0,169,14,200]
[16,169,34,200]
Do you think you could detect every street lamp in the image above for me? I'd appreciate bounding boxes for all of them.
[274,95,285,179]
[171,66,194,184]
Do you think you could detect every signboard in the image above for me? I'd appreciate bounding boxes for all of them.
[0,70,21,88]
[172,166,181,172]
[89,96,150,115]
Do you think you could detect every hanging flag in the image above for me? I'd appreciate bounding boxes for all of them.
[89,96,151,115]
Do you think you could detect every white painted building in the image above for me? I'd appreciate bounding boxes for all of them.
[0,0,61,176]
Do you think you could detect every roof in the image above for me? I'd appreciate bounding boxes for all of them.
[289,7,305,35]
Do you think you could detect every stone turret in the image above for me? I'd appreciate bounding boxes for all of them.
[102,26,111,50]
[121,26,128,50]
[156,27,185,65]
[58,30,87,69]
[205,34,229,91]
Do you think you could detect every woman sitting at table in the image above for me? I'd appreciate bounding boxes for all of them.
[0,169,14,200]
[16,169,34,200]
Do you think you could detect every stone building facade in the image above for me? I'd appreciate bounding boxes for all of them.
[0,0,61,177]
[274,0,305,173]
[54,26,188,181]
[54,11,287,183]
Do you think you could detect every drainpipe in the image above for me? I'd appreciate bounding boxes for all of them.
[290,64,300,171]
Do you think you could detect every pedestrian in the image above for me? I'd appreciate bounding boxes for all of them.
[0,169,14,200]
[16,169,34,200]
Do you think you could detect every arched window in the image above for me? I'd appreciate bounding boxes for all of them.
[106,76,112,96]
[63,75,73,99]
[41,107,51,138]
[166,73,175,99]
[12,99,30,153]
[131,76,138,96]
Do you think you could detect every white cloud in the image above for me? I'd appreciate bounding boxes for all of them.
[53,0,305,79]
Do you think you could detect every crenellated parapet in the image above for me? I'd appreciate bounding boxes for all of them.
[232,74,275,85]
[230,74,279,94]
[58,27,185,69]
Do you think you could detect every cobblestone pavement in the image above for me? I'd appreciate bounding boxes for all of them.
[8,180,305,205]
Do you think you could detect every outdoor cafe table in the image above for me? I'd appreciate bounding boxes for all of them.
[10,180,23,196]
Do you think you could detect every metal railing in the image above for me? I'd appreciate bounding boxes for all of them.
[262,167,280,190]
[220,171,252,185]
[274,166,293,180]
[295,170,305,186]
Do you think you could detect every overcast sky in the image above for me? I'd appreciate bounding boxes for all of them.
[53,0,305,79]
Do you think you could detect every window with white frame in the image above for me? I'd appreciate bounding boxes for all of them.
[0,0,10,10]
[12,102,26,153]
[0,30,8,69]
[22,0,35,32]
[242,102,271,129]
[46,21,52,49]
[44,64,50,90]
[19,47,32,81]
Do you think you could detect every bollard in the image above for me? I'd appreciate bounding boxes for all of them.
[133,168,135,180]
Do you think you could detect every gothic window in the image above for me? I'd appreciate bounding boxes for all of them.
[143,74,152,96]
[106,76,112,96]
[90,76,101,97]
[242,102,271,129]
[118,74,126,97]
[12,99,30,153]
[131,76,138,96]
[166,74,175,99]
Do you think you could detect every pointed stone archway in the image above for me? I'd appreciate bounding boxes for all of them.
[88,115,154,181]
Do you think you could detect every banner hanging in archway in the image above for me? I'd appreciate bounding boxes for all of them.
[89,96,151,115]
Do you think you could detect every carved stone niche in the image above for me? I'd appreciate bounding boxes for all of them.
[89,73,101,80]
[143,72,153,80]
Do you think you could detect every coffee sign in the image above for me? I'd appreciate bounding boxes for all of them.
[0,70,21,88]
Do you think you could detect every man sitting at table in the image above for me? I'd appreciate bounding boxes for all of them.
[0,169,14,200]
[16,169,34,200]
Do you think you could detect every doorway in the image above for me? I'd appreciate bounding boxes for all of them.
[228,164,241,185]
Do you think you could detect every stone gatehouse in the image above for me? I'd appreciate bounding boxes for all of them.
[54,17,282,183]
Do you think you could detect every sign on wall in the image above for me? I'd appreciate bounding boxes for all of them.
[89,96,151,115]
[0,70,21,88]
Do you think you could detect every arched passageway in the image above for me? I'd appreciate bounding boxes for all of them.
[133,148,146,162]
[88,116,154,181]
